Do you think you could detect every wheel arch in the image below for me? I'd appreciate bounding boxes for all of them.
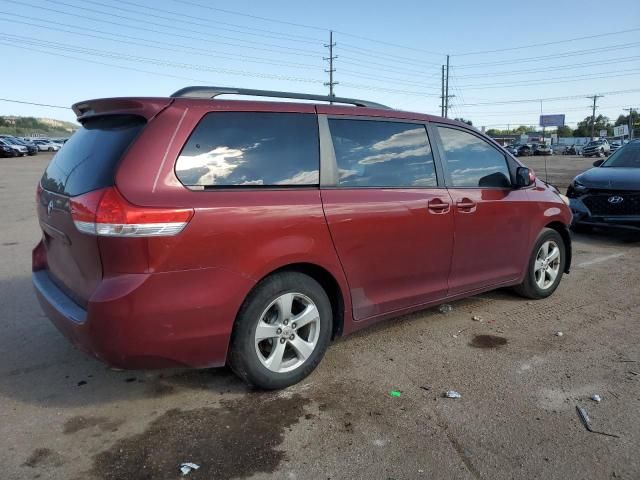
[544,221,572,273]
[249,262,346,339]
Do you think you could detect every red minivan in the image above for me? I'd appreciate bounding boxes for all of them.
[33,87,572,389]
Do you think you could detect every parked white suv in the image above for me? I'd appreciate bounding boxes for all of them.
[582,139,610,157]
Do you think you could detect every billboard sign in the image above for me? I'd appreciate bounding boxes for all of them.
[599,129,607,138]
[539,114,565,127]
[613,125,629,137]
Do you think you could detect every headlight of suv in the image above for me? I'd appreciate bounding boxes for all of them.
[567,179,587,198]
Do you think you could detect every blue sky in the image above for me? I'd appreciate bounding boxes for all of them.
[1,0,639,129]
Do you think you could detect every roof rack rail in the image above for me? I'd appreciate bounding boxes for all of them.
[170,86,390,109]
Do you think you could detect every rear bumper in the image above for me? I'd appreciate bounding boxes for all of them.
[33,266,254,369]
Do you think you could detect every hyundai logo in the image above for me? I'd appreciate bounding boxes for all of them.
[47,200,54,216]
[608,196,624,204]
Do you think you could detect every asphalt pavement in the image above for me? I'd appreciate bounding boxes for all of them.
[1,153,638,480]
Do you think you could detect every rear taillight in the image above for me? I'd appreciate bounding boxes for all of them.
[70,187,193,237]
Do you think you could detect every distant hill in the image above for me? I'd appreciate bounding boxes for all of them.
[0,116,79,137]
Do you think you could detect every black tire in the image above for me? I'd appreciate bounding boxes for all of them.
[513,228,566,299]
[228,272,333,390]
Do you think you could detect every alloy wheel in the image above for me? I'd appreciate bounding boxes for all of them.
[534,240,561,290]
[254,292,321,373]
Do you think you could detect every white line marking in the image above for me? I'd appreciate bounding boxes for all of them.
[576,253,625,268]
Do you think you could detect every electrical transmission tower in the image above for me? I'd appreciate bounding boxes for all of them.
[587,94,604,140]
[324,30,338,100]
[441,55,454,118]
[623,107,637,139]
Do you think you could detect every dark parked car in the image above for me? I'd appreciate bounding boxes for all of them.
[33,86,572,389]
[517,144,535,156]
[567,139,640,232]
[582,139,610,157]
[0,135,38,155]
[563,144,579,155]
[0,138,28,156]
[0,142,16,158]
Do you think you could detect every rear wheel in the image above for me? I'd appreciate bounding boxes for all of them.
[228,272,332,389]
[514,228,565,299]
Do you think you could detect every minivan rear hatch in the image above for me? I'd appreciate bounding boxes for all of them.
[37,114,146,307]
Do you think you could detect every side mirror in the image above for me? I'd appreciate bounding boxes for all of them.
[593,159,604,167]
[515,166,534,187]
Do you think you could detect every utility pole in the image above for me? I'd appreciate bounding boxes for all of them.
[587,95,603,140]
[323,30,337,100]
[445,55,450,118]
[624,107,637,140]
[440,65,445,117]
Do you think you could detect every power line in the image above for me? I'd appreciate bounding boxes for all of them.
[452,26,640,56]
[339,43,442,66]
[0,35,323,83]
[451,55,640,79]
[41,0,322,54]
[78,0,322,44]
[169,0,447,57]
[169,0,327,31]
[0,35,441,99]
[0,98,69,109]
[454,41,640,69]
[115,0,324,42]
[0,0,322,58]
[0,14,322,71]
[456,89,640,107]
[456,68,640,90]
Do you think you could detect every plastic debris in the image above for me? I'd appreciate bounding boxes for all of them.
[438,304,453,313]
[472,315,482,322]
[555,331,563,337]
[629,371,639,376]
[389,390,401,398]
[591,394,602,403]
[180,463,200,476]
[575,406,619,438]
[445,390,462,399]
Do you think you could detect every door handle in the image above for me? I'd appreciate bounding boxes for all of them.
[456,198,477,212]
[428,199,450,213]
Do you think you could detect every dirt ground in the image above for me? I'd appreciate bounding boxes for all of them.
[523,154,598,191]
[1,153,639,480]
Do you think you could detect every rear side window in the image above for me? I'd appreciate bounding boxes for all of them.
[436,126,511,188]
[41,115,145,196]
[175,112,319,187]
[328,119,437,187]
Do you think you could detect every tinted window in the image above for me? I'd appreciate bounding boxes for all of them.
[175,112,319,187]
[328,119,437,187]
[437,127,511,188]
[602,142,640,168]
[41,115,145,196]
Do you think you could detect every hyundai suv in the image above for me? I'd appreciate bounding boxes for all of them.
[33,86,572,389]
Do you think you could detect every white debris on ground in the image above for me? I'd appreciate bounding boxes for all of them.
[180,463,200,476]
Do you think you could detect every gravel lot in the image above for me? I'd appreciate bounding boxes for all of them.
[1,153,639,480]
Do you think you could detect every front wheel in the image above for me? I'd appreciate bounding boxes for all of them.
[514,228,566,299]
[228,272,333,389]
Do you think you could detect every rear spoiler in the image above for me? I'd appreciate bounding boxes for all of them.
[72,98,174,122]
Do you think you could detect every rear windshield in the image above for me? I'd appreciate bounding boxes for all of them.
[41,115,145,196]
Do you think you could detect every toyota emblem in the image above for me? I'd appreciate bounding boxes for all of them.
[47,200,54,216]
[607,196,624,204]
